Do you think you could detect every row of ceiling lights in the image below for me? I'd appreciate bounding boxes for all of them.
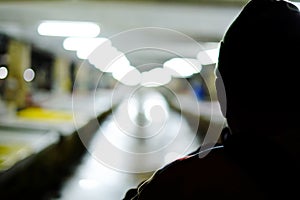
[37,21,219,87]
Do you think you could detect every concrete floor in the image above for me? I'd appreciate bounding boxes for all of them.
[55,91,201,200]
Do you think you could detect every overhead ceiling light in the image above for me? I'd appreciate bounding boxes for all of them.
[113,67,141,86]
[63,37,108,51]
[112,65,136,81]
[63,37,109,59]
[105,55,130,73]
[141,68,172,87]
[197,48,219,65]
[163,58,201,78]
[37,21,100,37]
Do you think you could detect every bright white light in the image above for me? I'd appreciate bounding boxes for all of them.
[116,67,141,86]
[112,65,135,81]
[143,95,169,122]
[128,97,139,121]
[23,68,35,82]
[163,58,201,78]
[77,49,94,60]
[0,66,8,79]
[63,37,108,51]
[197,48,219,65]
[78,179,99,190]
[87,42,127,72]
[66,38,109,60]
[76,46,103,60]
[106,54,131,72]
[141,68,172,87]
[38,21,100,37]
[164,152,182,164]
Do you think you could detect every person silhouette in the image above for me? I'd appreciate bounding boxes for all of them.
[123,0,300,199]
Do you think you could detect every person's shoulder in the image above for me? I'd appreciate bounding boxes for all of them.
[130,145,226,199]
[142,144,232,191]
[133,144,262,200]
[156,144,225,175]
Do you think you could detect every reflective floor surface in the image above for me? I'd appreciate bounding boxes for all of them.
[55,91,201,199]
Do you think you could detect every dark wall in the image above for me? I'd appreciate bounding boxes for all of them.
[31,48,54,91]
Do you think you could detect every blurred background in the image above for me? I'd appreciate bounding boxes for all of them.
[0,0,282,199]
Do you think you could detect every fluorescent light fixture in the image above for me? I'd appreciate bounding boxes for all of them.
[38,21,100,37]
[87,42,127,72]
[113,66,141,86]
[63,37,109,59]
[77,48,96,60]
[112,65,136,81]
[197,48,219,65]
[163,58,201,78]
[63,37,108,51]
[141,68,172,87]
[106,55,130,72]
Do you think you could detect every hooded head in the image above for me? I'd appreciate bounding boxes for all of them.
[217,0,300,135]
